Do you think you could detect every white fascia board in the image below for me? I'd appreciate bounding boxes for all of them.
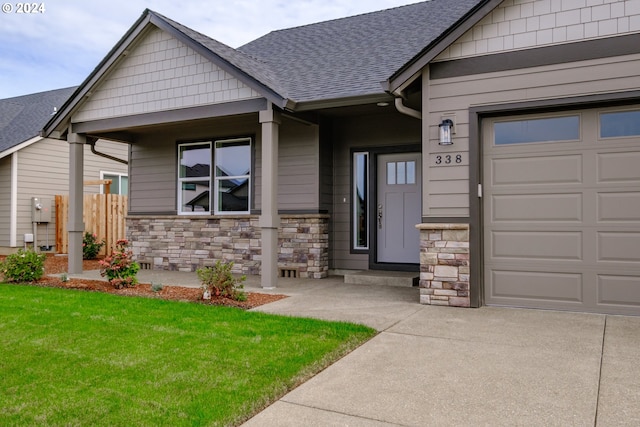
[0,136,43,160]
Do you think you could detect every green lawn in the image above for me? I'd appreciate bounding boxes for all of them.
[0,284,376,426]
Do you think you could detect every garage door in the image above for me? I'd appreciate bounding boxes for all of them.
[483,107,640,315]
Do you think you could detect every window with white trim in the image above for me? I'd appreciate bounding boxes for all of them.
[214,137,251,214]
[101,172,128,195]
[177,137,251,215]
[178,142,211,214]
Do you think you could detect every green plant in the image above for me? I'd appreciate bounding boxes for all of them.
[151,282,163,292]
[60,273,69,283]
[0,249,46,282]
[197,260,247,301]
[82,232,104,260]
[99,239,140,289]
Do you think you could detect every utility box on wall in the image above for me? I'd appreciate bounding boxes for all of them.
[31,197,52,223]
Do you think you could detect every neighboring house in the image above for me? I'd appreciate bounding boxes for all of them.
[42,0,640,316]
[0,88,129,254]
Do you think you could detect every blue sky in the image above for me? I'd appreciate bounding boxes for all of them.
[0,0,421,99]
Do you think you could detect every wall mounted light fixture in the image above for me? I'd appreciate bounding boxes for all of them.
[439,119,454,145]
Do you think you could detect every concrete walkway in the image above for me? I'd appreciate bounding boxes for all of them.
[69,269,640,426]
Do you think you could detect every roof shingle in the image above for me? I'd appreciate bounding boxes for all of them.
[0,87,76,152]
[237,0,483,102]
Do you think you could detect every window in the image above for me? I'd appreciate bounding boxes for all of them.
[386,161,416,185]
[214,137,251,214]
[353,152,369,250]
[177,137,251,215]
[101,172,128,195]
[600,110,640,138]
[494,116,580,145]
[178,142,211,214]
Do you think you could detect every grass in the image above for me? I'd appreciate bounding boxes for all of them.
[0,284,376,426]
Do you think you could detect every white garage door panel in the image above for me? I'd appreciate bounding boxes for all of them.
[483,107,640,315]
[598,232,640,262]
[491,231,582,260]
[598,192,640,221]
[490,270,583,303]
[490,155,582,186]
[598,275,640,306]
[491,194,582,222]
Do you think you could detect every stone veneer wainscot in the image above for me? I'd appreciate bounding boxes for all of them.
[127,214,329,278]
[416,223,470,307]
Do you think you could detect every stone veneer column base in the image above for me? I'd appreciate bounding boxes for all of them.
[416,223,470,308]
[127,214,329,279]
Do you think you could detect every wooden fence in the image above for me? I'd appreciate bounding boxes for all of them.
[55,194,128,256]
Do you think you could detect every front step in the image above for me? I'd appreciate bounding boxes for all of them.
[344,270,419,287]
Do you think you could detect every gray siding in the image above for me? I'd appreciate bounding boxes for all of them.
[424,52,640,218]
[330,112,421,270]
[128,137,176,213]
[0,138,128,251]
[319,117,334,213]
[258,117,320,212]
[129,114,321,214]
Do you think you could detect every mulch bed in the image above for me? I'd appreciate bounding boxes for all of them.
[1,254,288,309]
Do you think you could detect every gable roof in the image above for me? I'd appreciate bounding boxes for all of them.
[0,86,76,153]
[44,1,490,136]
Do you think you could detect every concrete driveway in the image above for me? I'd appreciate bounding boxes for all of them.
[241,277,640,426]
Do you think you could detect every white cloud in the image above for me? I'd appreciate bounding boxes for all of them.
[0,0,422,98]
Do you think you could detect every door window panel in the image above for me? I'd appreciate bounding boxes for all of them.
[494,116,580,145]
[600,110,640,138]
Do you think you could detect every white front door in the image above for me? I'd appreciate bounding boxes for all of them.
[376,152,421,264]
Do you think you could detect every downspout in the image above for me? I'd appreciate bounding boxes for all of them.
[394,95,421,120]
[87,138,128,165]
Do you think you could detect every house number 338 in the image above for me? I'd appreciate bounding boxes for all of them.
[434,154,463,165]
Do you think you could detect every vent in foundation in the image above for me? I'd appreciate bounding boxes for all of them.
[279,268,298,278]
[139,262,152,270]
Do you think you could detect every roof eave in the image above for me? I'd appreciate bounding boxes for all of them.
[292,93,394,112]
[0,135,43,160]
[385,0,502,94]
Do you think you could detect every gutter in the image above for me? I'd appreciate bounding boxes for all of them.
[394,96,421,120]
[87,138,128,165]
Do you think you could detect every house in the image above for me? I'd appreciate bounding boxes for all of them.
[42,0,640,316]
[0,87,129,255]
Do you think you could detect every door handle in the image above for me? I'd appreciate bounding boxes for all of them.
[377,204,383,229]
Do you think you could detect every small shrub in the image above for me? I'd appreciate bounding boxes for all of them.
[197,260,246,301]
[99,239,140,289]
[82,232,105,260]
[0,249,46,282]
[60,272,69,283]
[151,282,163,293]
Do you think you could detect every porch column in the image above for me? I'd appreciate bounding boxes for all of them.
[259,107,281,288]
[68,132,85,274]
